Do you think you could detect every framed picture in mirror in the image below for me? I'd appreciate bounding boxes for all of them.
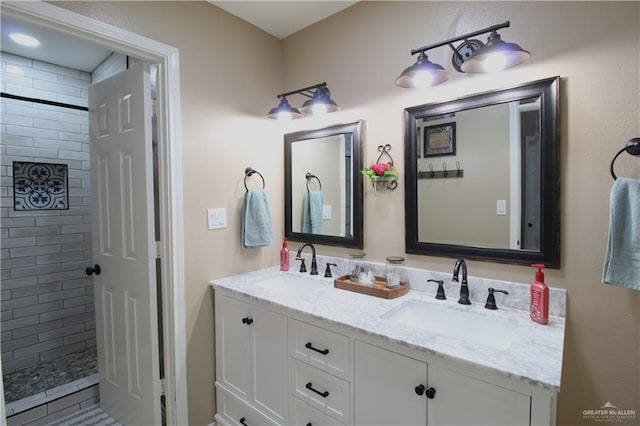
[424,122,456,157]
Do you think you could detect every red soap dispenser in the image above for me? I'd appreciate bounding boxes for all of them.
[530,264,549,325]
[280,238,289,271]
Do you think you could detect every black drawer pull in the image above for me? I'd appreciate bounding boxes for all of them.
[239,417,248,426]
[305,342,329,355]
[305,382,329,398]
[241,317,253,325]
[305,423,312,426]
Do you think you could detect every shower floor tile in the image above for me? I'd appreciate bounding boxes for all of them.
[3,347,97,403]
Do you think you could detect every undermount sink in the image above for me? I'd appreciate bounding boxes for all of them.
[382,300,519,350]
[248,272,329,295]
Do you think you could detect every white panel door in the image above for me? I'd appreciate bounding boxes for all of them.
[252,305,288,423]
[428,365,530,426]
[354,340,427,426]
[89,64,160,425]
[216,294,252,399]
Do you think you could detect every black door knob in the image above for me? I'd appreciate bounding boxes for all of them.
[414,384,425,396]
[425,387,436,399]
[85,264,101,276]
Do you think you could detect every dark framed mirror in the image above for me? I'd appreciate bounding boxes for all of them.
[404,77,560,267]
[285,120,364,248]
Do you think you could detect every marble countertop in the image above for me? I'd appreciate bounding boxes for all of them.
[211,267,565,392]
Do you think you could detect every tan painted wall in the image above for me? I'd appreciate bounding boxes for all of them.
[282,2,640,425]
[53,1,639,425]
[54,2,283,424]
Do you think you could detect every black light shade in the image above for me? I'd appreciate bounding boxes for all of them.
[460,31,530,73]
[396,21,531,89]
[395,52,450,88]
[267,82,340,120]
[299,86,340,115]
[266,97,303,120]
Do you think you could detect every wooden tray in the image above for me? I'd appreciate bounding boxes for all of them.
[334,274,409,299]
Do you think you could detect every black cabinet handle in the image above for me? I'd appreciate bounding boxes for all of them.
[414,384,425,396]
[305,382,329,398]
[305,342,329,355]
[425,387,436,399]
[241,317,253,325]
[305,423,312,426]
[85,264,101,276]
[239,417,248,426]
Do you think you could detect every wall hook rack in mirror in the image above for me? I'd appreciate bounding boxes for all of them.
[418,161,464,179]
[244,167,265,191]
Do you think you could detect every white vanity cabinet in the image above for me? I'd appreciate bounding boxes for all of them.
[354,340,531,426]
[212,280,559,426]
[215,292,288,425]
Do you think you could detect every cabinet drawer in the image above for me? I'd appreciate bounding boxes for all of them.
[217,388,278,426]
[291,359,350,423]
[289,318,350,379]
[290,397,346,426]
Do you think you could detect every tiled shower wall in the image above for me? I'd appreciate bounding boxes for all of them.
[0,52,96,374]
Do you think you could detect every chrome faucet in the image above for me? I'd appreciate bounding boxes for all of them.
[296,243,318,275]
[452,259,471,305]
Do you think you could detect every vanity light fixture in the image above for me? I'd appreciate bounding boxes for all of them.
[267,82,339,120]
[395,21,530,89]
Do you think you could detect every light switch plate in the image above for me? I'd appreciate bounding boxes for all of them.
[496,200,507,216]
[207,208,227,230]
[322,204,332,219]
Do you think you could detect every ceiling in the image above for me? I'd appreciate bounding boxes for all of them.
[1,2,357,74]
[209,1,358,39]
[1,16,112,73]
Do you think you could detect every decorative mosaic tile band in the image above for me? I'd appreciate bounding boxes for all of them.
[13,161,69,210]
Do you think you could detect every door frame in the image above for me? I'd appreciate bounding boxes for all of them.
[0,1,188,424]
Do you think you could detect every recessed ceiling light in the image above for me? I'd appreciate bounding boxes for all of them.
[9,33,40,47]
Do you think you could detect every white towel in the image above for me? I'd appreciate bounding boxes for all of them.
[302,190,323,234]
[241,189,273,248]
[603,177,640,290]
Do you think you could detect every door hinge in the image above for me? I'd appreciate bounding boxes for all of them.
[159,378,165,396]
[156,241,161,259]
[152,98,158,118]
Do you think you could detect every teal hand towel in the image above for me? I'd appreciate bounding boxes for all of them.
[603,177,640,290]
[302,190,323,234]
[242,189,273,248]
